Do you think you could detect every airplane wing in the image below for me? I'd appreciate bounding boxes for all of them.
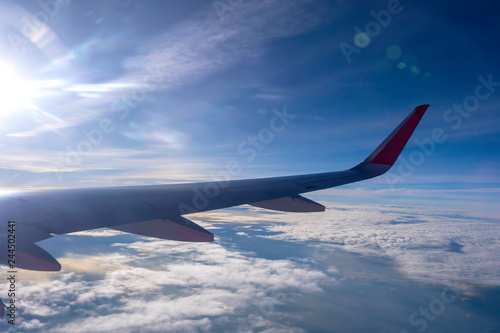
[0,105,429,273]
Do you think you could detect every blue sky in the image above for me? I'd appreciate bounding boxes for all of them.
[0,0,498,215]
[0,1,500,332]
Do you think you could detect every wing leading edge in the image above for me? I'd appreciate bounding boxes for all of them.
[0,105,429,275]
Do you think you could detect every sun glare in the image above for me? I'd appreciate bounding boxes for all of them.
[0,61,40,115]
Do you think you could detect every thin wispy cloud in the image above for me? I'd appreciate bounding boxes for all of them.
[9,0,336,138]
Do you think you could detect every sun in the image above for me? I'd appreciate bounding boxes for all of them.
[0,61,40,115]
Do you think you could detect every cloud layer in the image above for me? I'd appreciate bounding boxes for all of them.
[0,203,498,332]
[1,236,331,332]
[238,203,500,286]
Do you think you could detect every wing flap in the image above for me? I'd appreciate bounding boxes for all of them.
[250,195,325,212]
[110,216,214,242]
[1,242,62,271]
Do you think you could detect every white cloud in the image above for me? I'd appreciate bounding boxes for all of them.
[0,238,332,332]
[237,203,500,286]
[18,319,45,330]
[69,229,125,237]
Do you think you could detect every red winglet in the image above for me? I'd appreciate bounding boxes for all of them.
[365,105,429,166]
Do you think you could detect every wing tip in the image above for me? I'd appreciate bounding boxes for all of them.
[414,104,430,115]
[365,104,429,166]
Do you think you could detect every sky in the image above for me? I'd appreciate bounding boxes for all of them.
[0,0,497,214]
[0,0,499,332]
